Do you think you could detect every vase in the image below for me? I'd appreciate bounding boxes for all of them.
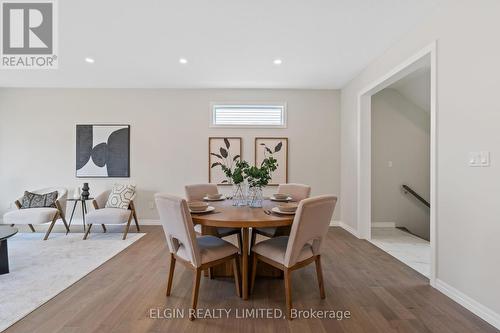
[232,183,247,207]
[247,186,264,208]
[81,183,90,199]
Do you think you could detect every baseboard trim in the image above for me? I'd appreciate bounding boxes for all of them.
[372,221,396,228]
[330,220,360,238]
[435,279,500,330]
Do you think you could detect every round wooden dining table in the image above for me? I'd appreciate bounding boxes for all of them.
[191,199,294,300]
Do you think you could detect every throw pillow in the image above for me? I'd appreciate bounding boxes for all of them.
[21,191,58,209]
[105,184,136,209]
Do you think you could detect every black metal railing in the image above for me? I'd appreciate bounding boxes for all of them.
[402,184,430,208]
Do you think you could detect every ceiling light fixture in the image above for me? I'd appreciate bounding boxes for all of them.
[273,58,283,65]
[85,57,95,64]
[179,58,188,64]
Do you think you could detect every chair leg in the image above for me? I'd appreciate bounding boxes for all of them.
[190,268,202,321]
[166,253,176,296]
[284,268,293,320]
[237,231,243,252]
[60,215,70,233]
[122,213,133,240]
[44,212,59,240]
[315,256,325,299]
[101,224,107,233]
[208,267,214,279]
[250,229,256,249]
[133,209,140,232]
[250,254,258,294]
[232,256,241,297]
[28,224,35,232]
[83,224,93,240]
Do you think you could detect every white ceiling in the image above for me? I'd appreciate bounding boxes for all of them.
[390,67,431,111]
[0,0,443,89]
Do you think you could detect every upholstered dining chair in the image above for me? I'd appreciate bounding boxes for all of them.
[3,187,69,240]
[250,195,337,320]
[83,190,139,240]
[185,184,242,249]
[155,193,241,320]
[251,183,311,248]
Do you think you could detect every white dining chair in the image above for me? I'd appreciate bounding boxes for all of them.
[250,195,337,320]
[3,187,69,240]
[83,190,139,240]
[155,193,241,320]
[251,183,311,248]
[185,184,242,248]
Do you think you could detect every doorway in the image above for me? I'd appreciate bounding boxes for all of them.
[356,42,437,285]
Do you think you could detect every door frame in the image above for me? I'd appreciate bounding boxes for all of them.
[356,41,437,285]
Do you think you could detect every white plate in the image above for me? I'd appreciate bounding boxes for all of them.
[271,207,296,215]
[190,206,215,213]
[270,196,292,202]
[203,196,226,201]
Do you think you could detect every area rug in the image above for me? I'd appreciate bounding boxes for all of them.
[0,232,145,332]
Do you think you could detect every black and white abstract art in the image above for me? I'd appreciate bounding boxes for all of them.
[76,125,130,178]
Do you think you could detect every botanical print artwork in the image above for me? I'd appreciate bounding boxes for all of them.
[76,125,130,178]
[255,137,288,185]
[209,137,242,185]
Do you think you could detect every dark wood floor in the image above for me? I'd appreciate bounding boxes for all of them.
[5,226,497,333]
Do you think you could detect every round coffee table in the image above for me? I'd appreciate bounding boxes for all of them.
[0,226,18,275]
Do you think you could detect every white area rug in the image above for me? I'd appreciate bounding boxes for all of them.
[0,232,145,332]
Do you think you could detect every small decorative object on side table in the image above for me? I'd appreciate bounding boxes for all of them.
[67,196,94,233]
[81,183,90,199]
[0,226,18,275]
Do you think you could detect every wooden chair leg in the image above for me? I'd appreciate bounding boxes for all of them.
[284,268,293,320]
[28,224,35,232]
[250,254,258,294]
[133,209,140,232]
[101,224,107,233]
[83,224,93,240]
[237,232,243,253]
[315,256,325,299]
[166,253,176,296]
[122,213,133,240]
[232,256,241,297]
[190,268,202,321]
[44,212,59,240]
[250,229,257,249]
[208,267,214,279]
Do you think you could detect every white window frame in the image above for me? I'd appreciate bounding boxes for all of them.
[209,103,287,128]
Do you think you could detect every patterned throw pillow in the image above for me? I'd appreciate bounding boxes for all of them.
[105,184,136,209]
[21,191,58,209]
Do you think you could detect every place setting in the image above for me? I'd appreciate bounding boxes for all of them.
[188,201,217,214]
[265,202,298,216]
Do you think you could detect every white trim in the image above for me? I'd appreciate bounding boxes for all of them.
[330,220,360,238]
[371,221,396,228]
[356,41,437,286]
[435,279,500,330]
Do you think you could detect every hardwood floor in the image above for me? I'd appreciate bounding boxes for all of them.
[5,226,497,333]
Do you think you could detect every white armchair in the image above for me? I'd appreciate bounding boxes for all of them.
[83,190,140,240]
[3,187,70,240]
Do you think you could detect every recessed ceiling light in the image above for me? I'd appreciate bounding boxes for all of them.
[85,57,95,64]
[273,58,283,65]
[179,58,188,64]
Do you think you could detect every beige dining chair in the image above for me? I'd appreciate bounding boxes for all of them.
[250,195,337,320]
[251,183,311,248]
[155,193,241,320]
[185,184,242,248]
[3,187,70,240]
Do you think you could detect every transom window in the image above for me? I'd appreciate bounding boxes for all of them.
[211,104,287,128]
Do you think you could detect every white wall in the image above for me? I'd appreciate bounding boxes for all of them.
[0,88,340,220]
[341,0,500,324]
[372,89,430,240]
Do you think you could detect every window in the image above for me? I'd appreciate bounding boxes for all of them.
[211,104,286,128]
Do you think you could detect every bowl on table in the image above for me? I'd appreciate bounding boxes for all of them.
[277,203,298,213]
[272,193,290,200]
[188,201,209,212]
[206,193,224,200]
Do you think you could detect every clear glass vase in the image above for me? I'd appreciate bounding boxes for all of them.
[232,183,247,207]
[247,186,264,208]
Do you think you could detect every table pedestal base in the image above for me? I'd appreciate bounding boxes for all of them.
[0,239,10,275]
